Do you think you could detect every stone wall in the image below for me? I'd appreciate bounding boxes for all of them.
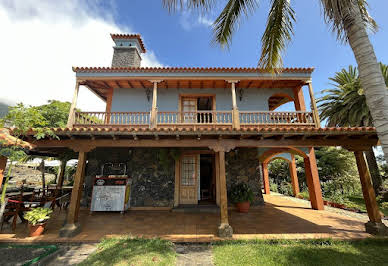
[111,47,141,67]
[226,148,264,205]
[83,148,175,207]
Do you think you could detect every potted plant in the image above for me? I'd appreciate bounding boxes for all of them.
[229,183,254,213]
[24,207,53,237]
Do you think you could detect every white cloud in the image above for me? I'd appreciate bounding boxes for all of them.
[0,0,163,112]
[179,10,214,31]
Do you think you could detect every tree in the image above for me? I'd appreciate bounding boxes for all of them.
[318,64,387,194]
[163,0,388,163]
[0,103,56,221]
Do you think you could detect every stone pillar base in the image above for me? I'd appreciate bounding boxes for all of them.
[59,223,81,238]
[217,223,233,238]
[365,221,388,236]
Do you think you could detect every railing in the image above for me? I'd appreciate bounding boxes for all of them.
[73,111,315,127]
[74,112,150,126]
[239,111,315,126]
[157,111,233,125]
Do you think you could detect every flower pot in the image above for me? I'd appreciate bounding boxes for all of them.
[28,223,46,237]
[236,201,250,213]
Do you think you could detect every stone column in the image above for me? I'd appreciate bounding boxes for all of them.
[262,162,270,195]
[304,147,324,210]
[215,152,220,206]
[217,150,233,237]
[67,81,80,128]
[60,151,87,237]
[292,86,306,111]
[0,156,7,191]
[354,151,388,235]
[289,154,300,196]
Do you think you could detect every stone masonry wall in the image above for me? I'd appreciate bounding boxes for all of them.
[226,148,264,205]
[84,148,174,207]
[111,47,141,67]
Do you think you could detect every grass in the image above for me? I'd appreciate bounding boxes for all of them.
[212,239,388,266]
[343,195,388,217]
[79,236,176,266]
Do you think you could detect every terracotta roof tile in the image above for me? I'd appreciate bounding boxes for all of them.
[110,33,146,53]
[72,66,314,74]
[0,128,32,149]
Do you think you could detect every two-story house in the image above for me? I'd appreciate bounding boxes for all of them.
[19,34,383,237]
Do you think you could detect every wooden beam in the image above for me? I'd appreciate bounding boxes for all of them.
[57,160,66,189]
[66,81,80,128]
[67,151,87,224]
[304,147,324,210]
[174,158,180,207]
[262,162,270,194]
[354,151,382,223]
[218,150,229,225]
[114,81,122,88]
[289,154,300,196]
[126,81,133,88]
[0,156,7,191]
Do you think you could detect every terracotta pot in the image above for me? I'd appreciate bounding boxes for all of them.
[28,223,46,237]
[236,201,250,213]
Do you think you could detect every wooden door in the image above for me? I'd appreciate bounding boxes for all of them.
[181,98,197,123]
[180,155,198,204]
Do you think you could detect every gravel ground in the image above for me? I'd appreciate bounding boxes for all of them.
[175,243,214,266]
[0,245,49,266]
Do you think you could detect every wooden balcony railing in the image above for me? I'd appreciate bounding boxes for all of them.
[73,111,316,127]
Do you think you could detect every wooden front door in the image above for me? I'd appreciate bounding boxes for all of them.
[180,155,198,204]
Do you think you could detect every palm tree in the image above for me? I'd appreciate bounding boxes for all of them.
[318,64,388,194]
[162,0,388,163]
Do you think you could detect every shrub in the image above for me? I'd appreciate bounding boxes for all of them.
[278,181,293,196]
[24,207,53,225]
[229,183,254,203]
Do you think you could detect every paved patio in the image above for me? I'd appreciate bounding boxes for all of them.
[0,194,374,243]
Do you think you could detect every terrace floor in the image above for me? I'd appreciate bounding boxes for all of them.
[0,194,376,243]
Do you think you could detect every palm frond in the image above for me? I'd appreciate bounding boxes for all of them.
[212,0,259,48]
[320,0,377,43]
[258,0,296,70]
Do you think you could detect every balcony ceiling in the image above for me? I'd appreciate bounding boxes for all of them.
[81,79,307,106]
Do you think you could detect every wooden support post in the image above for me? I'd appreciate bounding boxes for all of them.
[304,147,324,210]
[292,86,306,111]
[289,154,300,196]
[150,80,162,128]
[215,152,220,206]
[354,151,387,235]
[60,151,87,237]
[105,87,113,124]
[217,150,233,237]
[174,158,180,207]
[307,82,321,128]
[262,162,270,194]
[228,80,240,130]
[57,160,66,189]
[0,156,7,191]
[66,81,80,128]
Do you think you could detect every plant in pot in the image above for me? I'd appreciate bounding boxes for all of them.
[24,207,53,237]
[230,183,254,213]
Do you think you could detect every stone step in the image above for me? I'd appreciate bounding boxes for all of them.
[172,205,220,213]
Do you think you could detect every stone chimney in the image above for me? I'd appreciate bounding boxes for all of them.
[111,34,146,68]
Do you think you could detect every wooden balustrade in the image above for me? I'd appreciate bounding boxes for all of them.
[239,111,315,125]
[74,112,150,126]
[73,111,315,127]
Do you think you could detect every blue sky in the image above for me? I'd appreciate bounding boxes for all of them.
[115,0,388,107]
[1,0,388,113]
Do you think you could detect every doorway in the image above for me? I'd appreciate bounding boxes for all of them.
[178,153,216,206]
[199,154,216,205]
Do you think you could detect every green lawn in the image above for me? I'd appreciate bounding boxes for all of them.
[79,237,176,266]
[344,195,388,217]
[212,239,388,266]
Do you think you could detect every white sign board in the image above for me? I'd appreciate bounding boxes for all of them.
[91,185,127,212]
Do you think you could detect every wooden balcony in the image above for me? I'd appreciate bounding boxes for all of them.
[72,111,316,128]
